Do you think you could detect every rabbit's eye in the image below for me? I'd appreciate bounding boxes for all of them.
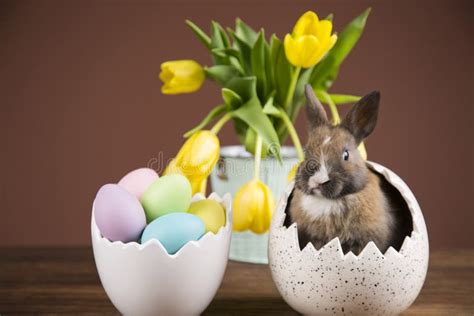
[343,149,349,161]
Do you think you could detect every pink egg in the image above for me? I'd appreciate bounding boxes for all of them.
[94,184,146,242]
[118,168,159,199]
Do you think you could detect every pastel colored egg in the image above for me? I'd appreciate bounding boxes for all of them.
[141,213,205,254]
[140,174,192,222]
[188,199,226,234]
[94,184,146,242]
[118,168,159,199]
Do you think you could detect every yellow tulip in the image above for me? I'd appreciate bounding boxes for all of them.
[163,158,182,176]
[196,176,207,194]
[233,180,275,234]
[164,131,220,195]
[175,131,220,177]
[287,163,300,182]
[358,142,367,160]
[284,11,338,68]
[159,60,205,94]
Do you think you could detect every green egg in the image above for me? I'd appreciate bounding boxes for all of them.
[188,199,226,234]
[140,174,192,222]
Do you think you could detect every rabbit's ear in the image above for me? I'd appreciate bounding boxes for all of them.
[305,84,328,129]
[341,91,381,143]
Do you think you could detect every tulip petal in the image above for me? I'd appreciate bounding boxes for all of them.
[159,60,205,94]
[316,34,338,65]
[160,61,174,69]
[287,163,300,182]
[284,34,321,68]
[165,130,220,195]
[159,67,173,83]
[316,20,333,40]
[249,181,274,234]
[358,141,367,160]
[176,131,220,177]
[328,34,338,50]
[163,158,182,176]
[232,180,275,233]
[286,11,338,68]
[283,34,299,67]
[233,181,259,231]
[189,175,207,195]
[293,11,319,37]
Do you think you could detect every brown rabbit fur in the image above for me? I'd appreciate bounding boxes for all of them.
[288,85,396,255]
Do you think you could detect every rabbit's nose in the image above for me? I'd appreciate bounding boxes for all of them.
[318,179,331,187]
[313,179,330,189]
[308,174,330,189]
[308,160,330,189]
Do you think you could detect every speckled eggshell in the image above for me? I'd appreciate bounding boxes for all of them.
[118,168,158,199]
[268,162,429,315]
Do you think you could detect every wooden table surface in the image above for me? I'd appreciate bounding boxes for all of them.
[0,248,472,315]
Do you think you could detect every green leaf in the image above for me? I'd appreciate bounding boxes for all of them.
[212,48,246,75]
[325,93,361,104]
[251,30,267,101]
[222,88,243,109]
[233,119,248,145]
[183,104,227,137]
[232,96,281,161]
[205,65,240,85]
[225,76,257,102]
[229,57,246,75]
[228,29,252,73]
[222,80,250,144]
[310,8,371,90]
[270,34,293,142]
[269,35,281,99]
[211,21,230,48]
[325,13,334,22]
[264,39,273,94]
[262,99,281,117]
[244,128,269,158]
[272,35,292,107]
[235,18,258,47]
[211,47,245,75]
[211,21,231,64]
[292,67,313,112]
[185,20,211,49]
[212,47,241,59]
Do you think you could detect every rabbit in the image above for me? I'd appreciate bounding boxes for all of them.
[288,84,397,255]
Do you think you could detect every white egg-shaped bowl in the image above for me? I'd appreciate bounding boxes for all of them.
[269,162,429,315]
[91,193,232,316]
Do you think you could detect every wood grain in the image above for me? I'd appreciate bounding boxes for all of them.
[0,248,472,315]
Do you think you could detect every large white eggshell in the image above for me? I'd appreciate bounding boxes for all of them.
[269,162,429,315]
[92,192,232,316]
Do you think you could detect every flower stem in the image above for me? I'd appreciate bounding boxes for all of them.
[279,109,304,161]
[284,66,301,110]
[320,90,340,125]
[253,135,263,181]
[210,113,232,134]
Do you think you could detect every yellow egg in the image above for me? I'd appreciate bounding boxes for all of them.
[188,199,226,234]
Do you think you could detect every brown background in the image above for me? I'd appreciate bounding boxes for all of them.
[1,0,472,249]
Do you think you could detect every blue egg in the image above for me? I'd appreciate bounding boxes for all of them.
[141,213,205,254]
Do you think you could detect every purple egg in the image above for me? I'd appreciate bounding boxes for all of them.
[94,184,146,242]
